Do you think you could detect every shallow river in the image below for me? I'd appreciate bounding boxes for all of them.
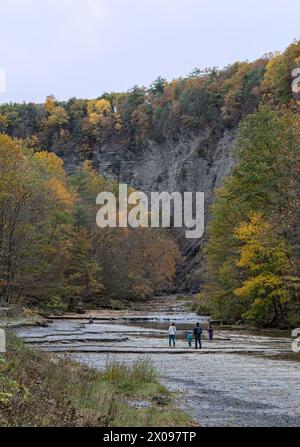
[15,297,300,427]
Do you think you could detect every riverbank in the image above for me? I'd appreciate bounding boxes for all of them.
[0,333,192,427]
[1,297,294,335]
[12,293,300,427]
[2,297,300,427]
[0,305,47,329]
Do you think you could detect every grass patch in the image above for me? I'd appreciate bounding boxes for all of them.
[102,359,169,399]
[0,333,192,427]
[102,359,157,392]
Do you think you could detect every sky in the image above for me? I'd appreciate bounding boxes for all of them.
[0,0,299,104]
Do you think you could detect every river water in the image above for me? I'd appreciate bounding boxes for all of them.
[14,296,300,427]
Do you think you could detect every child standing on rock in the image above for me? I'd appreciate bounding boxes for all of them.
[187,330,193,347]
[208,324,214,341]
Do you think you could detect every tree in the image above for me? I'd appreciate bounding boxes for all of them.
[149,77,167,97]
[44,95,68,127]
[234,213,292,325]
[0,136,74,306]
[203,106,300,326]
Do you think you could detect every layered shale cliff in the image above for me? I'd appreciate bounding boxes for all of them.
[89,129,235,291]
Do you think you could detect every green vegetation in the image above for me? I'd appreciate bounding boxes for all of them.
[0,135,180,309]
[102,359,163,395]
[195,106,300,327]
[0,46,275,155]
[0,40,297,157]
[192,40,300,328]
[0,334,191,427]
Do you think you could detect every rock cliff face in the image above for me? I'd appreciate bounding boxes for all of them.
[91,129,236,291]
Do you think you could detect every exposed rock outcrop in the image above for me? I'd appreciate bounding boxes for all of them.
[90,129,236,292]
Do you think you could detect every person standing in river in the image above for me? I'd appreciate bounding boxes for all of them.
[187,330,193,347]
[208,324,214,341]
[168,322,176,347]
[194,322,202,349]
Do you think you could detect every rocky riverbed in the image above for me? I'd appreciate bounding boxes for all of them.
[14,296,300,427]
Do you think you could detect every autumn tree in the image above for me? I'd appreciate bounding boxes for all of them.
[0,136,74,306]
[199,106,300,326]
[234,213,292,325]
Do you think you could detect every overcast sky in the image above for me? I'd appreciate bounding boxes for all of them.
[0,0,299,103]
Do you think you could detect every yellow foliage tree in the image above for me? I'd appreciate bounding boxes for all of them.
[44,95,68,127]
[234,212,291,324]
[87,99,112,126]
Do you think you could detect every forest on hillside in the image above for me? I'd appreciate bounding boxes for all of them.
[194,106,300,327]
[0,40,299,158]
[0,40,299,326]
[0,41,292,158]
[0,137,179,310]
[194,41,300,328]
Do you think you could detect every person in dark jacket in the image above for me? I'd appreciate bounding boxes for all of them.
[194,322,202,349]
[208,324,214,341]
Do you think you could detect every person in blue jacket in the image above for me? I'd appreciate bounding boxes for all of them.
[194,322,202,349]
